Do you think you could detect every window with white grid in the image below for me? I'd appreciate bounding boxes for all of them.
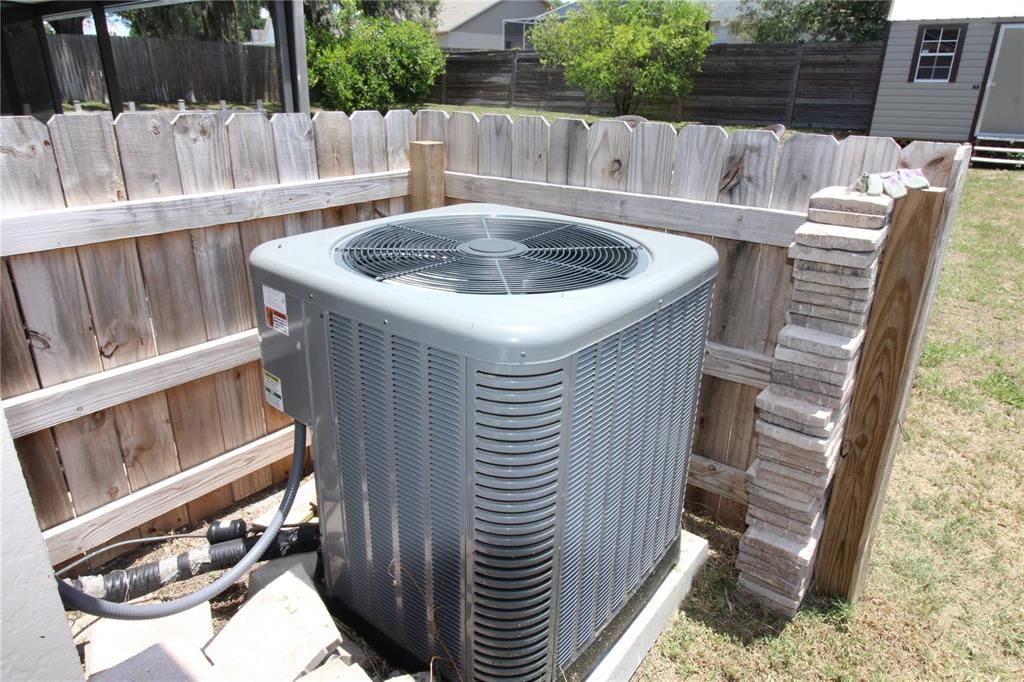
[913,26,963,83]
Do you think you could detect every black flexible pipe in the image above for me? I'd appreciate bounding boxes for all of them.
[66,525,320,603]
[57,423,307,619]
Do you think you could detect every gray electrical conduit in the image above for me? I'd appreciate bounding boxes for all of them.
[57,422,307,620]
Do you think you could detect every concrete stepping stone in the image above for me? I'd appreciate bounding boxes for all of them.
[808,185,894,216]
[790,243,879,269]
[84,601,213,677]
[795,221,888,252]
[89,642,218,682]
[807,206,888,229]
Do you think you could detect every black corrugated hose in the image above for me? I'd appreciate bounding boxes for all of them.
[56,422,307,619]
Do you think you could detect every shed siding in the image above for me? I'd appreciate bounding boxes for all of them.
[438,0,549,50]
[871,18,1021,140]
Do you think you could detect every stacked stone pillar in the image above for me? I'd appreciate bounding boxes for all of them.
[736,187,895,616]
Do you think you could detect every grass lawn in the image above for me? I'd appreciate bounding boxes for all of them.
[636,168,1024,680]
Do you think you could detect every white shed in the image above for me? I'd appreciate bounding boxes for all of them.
[870,0,1023,148]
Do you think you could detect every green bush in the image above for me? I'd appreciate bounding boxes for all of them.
[308,17,444,112]
[531,0,713,116]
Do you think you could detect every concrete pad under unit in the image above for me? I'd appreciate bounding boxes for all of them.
[583,531,708,682]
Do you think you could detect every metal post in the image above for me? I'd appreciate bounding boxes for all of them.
[91,2,123,116]
[33,12,63,114]
[286,0,309,113]
[269,0,295,113]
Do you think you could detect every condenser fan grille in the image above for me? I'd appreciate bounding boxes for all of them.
[338,216,645,294]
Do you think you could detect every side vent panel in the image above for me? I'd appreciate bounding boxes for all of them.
[553,281,715,666]
[327,316,464,674]
[471,367,565,681]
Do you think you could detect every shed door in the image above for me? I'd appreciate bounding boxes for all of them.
[977,24,1024,137]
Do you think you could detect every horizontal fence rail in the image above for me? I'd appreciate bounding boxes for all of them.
[433,42,884,130]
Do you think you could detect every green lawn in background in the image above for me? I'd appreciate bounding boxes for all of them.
[636,168,1024,681]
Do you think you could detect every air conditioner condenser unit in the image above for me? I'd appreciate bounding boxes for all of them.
[251,204,717,681]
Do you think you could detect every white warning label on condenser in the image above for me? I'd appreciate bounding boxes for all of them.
[263,369,284,411]
[262,285,289,336]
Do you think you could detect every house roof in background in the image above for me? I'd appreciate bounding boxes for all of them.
[889,0,1023,21]
[436,0,502,34]
[507,0,576,24]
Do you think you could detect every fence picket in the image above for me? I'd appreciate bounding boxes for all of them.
[384,109,416,214]
[479,114,513,178]
[770,132,838,212]
[446,111,480,174]
[415,109,448,146]
[831,135,901,186]
[546,118,588,186]
[270,112,324,233]
[671,125,729,202]
[510,115,549,182]
[312,111,358,225]
[351,110,390,220]
[627,122,677,196]
[114,111,200,530]
[172,112,259,519]
[586,120,632,191]
[898,140,962,187]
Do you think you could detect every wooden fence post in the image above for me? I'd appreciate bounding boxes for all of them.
[409,141,445,211]
[784,42,805,127]
[814,187,948,600]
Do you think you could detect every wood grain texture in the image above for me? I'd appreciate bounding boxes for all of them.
[115,110,198,530]
[688,454,748,505]
[384,109,415,214]
[173,112,252,517]
[4,330,260,438]
[718,129,779,208]
[671,125,728,202]
[47,114,127,206]
[898,140,961,187]
[410,142,445,211]
[546,118,588,186]
[311,111,357,225]
[0,259,38,398]
[43,425,306,563]
[627,122,676,196]
[770,132,838,211]
[816,184,949,600]
[446,111,479,174]
[113,112,183,199]
[351,110,390,220]
[0,116,66,211]
[272,112,326,233]
[270,113,317,183]
[227,113,287,498]
[53,409,130,514]
[1,170,411,256]
[830,135,901,186]
[586,120,632,191]
[14,431,75,529]
[415,109,448,146]
[703,342,772,388]
[444,172,803,247]
[478,113,513,178]
[510,115,549,182]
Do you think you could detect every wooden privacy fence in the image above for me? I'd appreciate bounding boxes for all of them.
[6,33,278,105]
[0,109,965,605]
[433,42,884,130]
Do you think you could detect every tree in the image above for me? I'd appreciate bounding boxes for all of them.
[730,0,890,43]
[357,0,439,29]
[121,0,264,43]
[530,0,714,116]
[307,17,444,112]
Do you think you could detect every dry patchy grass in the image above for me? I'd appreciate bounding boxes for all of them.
[635,168,1024,681]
